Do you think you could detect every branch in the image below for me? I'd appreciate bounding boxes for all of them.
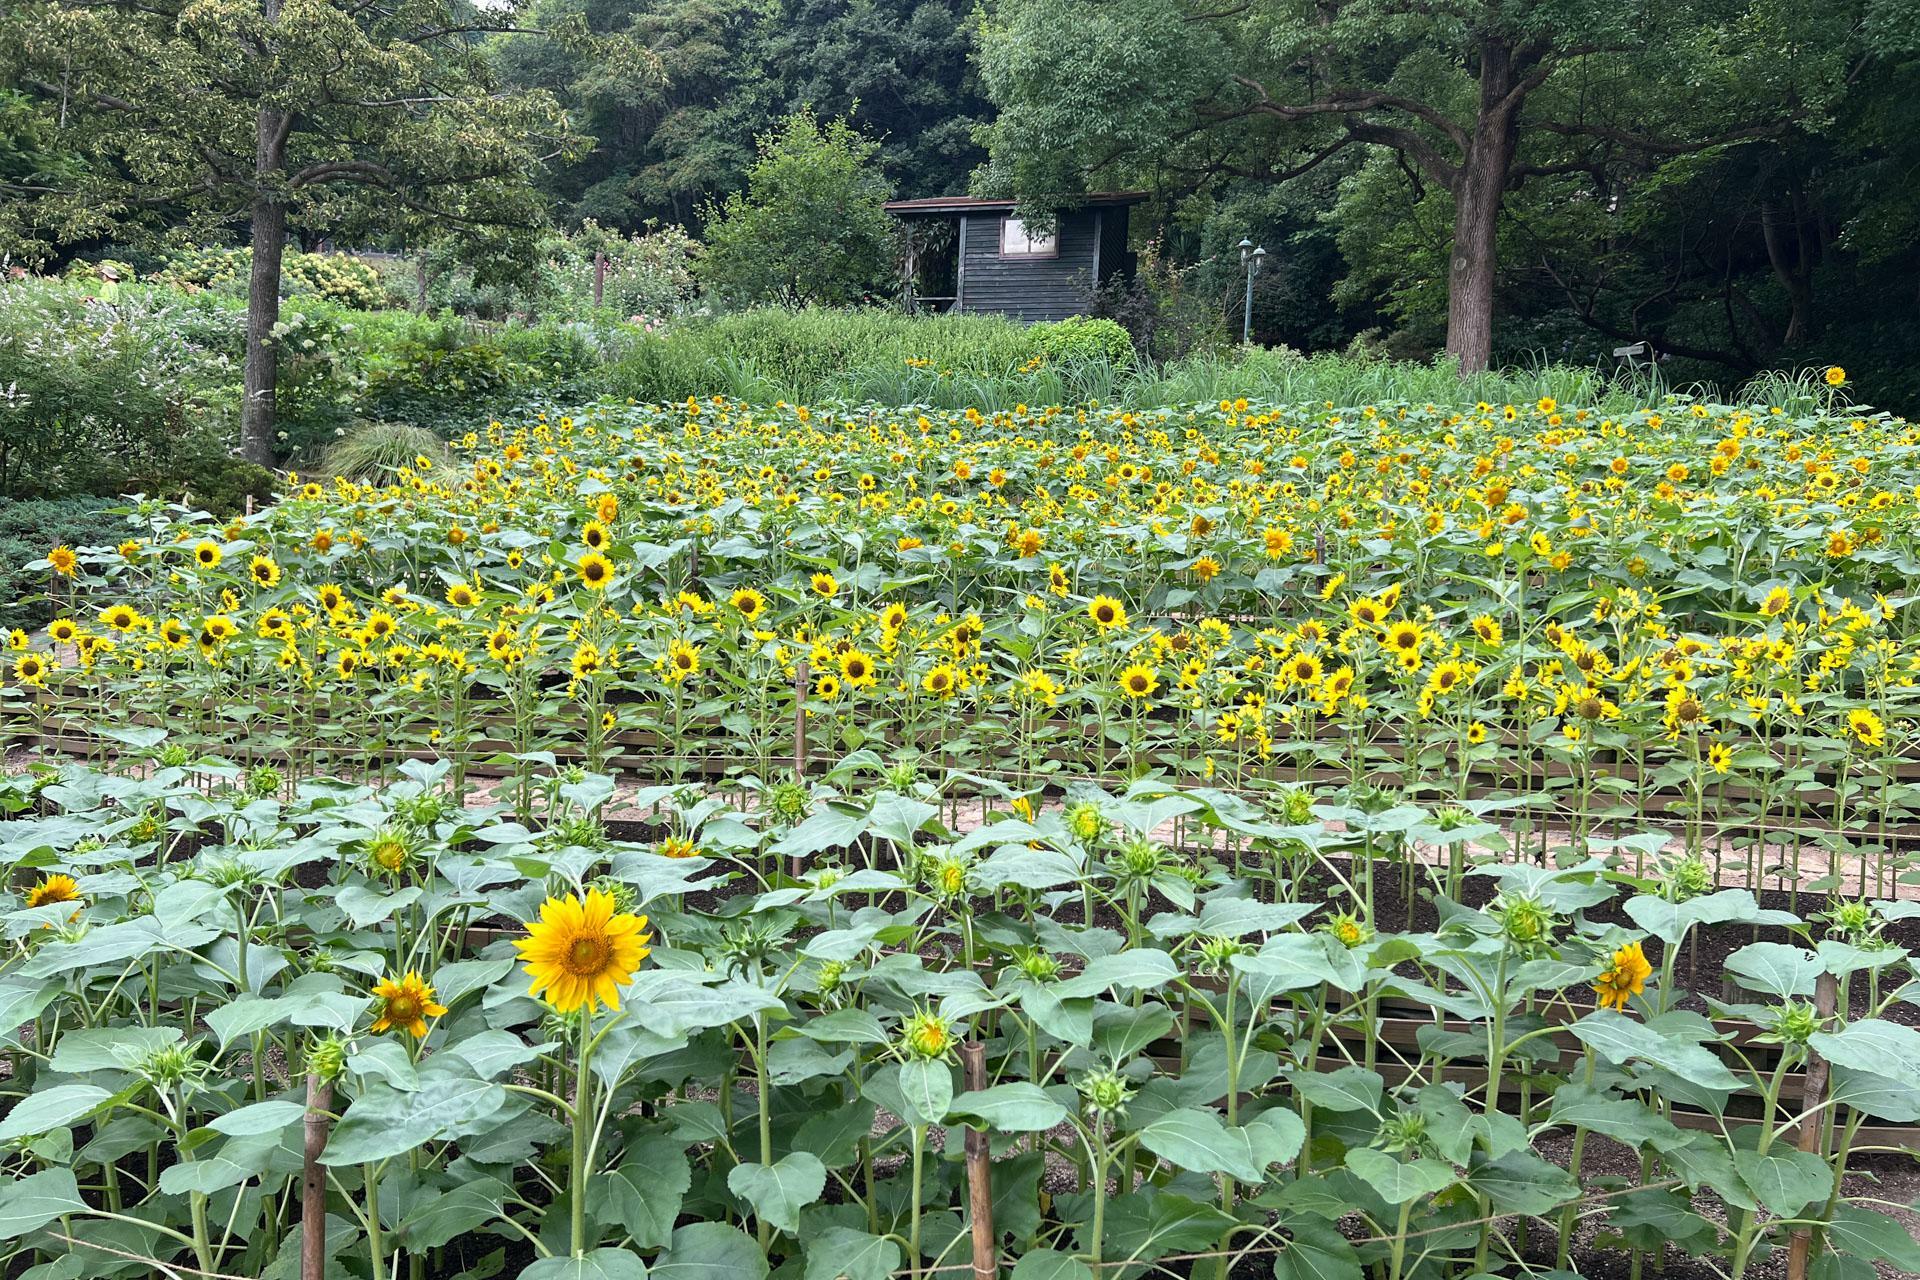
[1526,120,1783,155]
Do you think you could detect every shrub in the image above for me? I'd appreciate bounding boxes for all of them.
[0,278,238,498]
[1034,314,1133,365]
[0,496,124,630]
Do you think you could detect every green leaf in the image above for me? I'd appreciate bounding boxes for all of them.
[1234,935,1363,995]
[1468,1150,1578,1215]
[1567,1010,1741,1091]
[322,1070,507,1165]
[591,1140,692,1250]
[47,1024,182,1074]
[950,1083,1068,1132]
[1051,949,1177,999]
[868,793,940,846]
[1810,1020,1920,1092]
[795,1009,889,1046]
[727,1152,826,1236]
[1007,1250,1094,1280]
[1286,1066,1384,1114]
[159,1130,281,1195]
[1724,942,1820,998]
[1344,1149,1458,1204]
[802,1227,901,1280]
[0,1168,84,1239]
[1732,1148,1831,1216]
[895,1059,953,1126]
[1136,1106,1300,1184]
[520,1248,650,1280]
[1271,1217,1364,1280]
[1545,1084,1685,1150]
[1825,1207,1920,1270]
[208,1099,306,1137]
[434,957,515,1006]
[770,804,870,860]
[0,979,62,1048]
[0,1084,110,1140]
[1624,890,1796,945]
[651,1222,768,1280]
[398,1176,512,1250]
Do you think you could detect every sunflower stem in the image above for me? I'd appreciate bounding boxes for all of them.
[570,1006,594,1256]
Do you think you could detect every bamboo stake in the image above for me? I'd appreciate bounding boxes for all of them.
[1784,971,1837,1280]
[302,1072,333,1280]
[960,1041,997,1280]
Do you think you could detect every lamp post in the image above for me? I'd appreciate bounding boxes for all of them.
[1238,240,1266,345]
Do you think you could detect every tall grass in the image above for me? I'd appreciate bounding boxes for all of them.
[597,307,1778,413]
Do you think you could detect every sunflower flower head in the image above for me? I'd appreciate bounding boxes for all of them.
[369,971,448,1038]
[1593,940,1652,1011]
[515,887,652,1015]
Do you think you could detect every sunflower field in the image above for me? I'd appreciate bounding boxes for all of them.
[0,391,1917,1280]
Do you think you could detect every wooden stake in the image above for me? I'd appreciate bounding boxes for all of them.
[961,1041,997,1280]
[302,1072,333,1280]
[592,251,607,307]
[1785,970,1837,1280]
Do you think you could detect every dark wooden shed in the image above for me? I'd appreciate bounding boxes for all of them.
[886,193,1144,322]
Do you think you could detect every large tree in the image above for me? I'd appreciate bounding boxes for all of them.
[0,0,611,464]
[496,0,989,231]
[976,0,1845,371]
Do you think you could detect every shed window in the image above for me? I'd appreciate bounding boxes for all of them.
[998,217,1058,259]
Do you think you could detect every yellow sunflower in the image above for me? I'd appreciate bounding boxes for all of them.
[1088,595,1128,630]
[515,888,652,1014]
[1118,662,1159,700]
[577,553,614,589]
[249,555,281,588]
[25,873,81,911]
[1593,941,1652,1011]
[369,971,447,1038]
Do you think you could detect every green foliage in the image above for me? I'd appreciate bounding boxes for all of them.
[320,422,451,483]
[0,278,237,498]
[696,110,896,306]
[1033,316,1133,366]
[151,248,401,310]
[0,497,121,630]
[494,0,987,233]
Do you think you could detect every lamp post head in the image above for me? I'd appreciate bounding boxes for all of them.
[1237,238,1253,265]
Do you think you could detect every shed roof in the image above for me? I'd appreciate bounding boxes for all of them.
[885,192,1148,216]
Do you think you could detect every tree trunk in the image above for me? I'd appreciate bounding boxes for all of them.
[1444,40,1520,374]
[240,104,289,468]
[1761,196,1816,347]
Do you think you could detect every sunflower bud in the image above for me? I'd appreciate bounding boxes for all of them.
[1014,947,1062,984]
[1763,1000,1822,1046]
[366,825,415,876]
[244,765,282,798]
[1279,788,1315,825]
[767,781,810,825]
[1324,911,1371,949]
[1376,1108,1429,1156]
[306,1032,348,1083]
[1490,893,1555,949]
[1666,854,1712,902]
[1077,1067,1133,1119]
[816,959,846,995]
[1195,934,1252,975]
[900,1008,955,1060]
[1065,800,1106,846]
[1116,836,1164,883]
